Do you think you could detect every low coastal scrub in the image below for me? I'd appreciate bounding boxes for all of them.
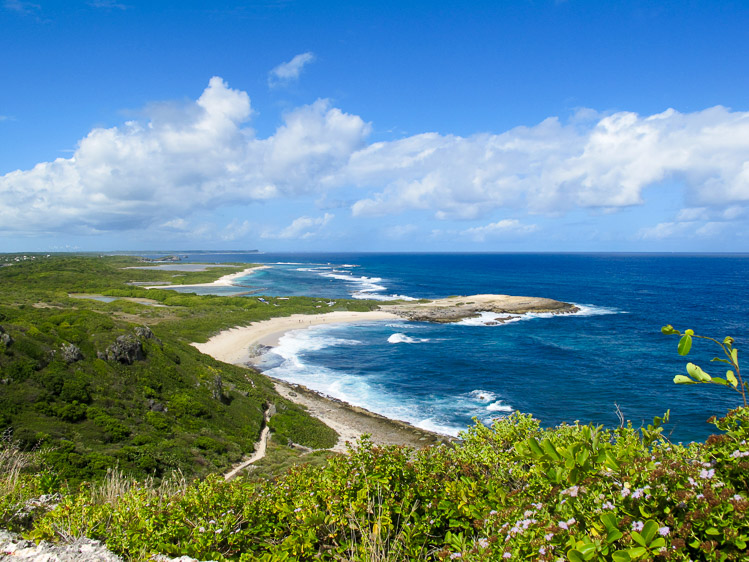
[0,255,356,484]
[2,409,747,560]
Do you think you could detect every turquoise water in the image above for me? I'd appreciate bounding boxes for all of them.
[154,252,749,442]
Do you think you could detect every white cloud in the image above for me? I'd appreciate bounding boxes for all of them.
[637,217,733,240]
[348,107,749,220]
[262,213,334,240]
[3,76,749,240]
[160,218,189,230]
[637,221,696,240]
[220,219,253,241]
[461,219,538,242]
[268,52,315,87]
[0,77,369,235]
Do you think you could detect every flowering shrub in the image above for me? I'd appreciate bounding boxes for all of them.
[18,408,748,561]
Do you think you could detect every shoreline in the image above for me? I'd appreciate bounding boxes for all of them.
[191,309,457,449]
[143,265,270,290]
[192,310,399,365]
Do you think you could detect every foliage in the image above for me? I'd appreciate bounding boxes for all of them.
[268,402,339,450]
[0,255,355,484]
[662,325,745,407]
[10,411,747,560]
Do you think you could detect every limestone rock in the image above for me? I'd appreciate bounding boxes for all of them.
[60,343,83,363]
[135,325,162,347]
[0,528,122,561]
[382,294,579,323]
[102,335,145,365]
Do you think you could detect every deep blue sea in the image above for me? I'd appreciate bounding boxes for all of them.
[146,252,749,443]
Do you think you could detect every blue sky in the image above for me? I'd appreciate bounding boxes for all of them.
[2,0,749,252]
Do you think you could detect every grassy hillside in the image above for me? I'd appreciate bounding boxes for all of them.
[0,254,367,482]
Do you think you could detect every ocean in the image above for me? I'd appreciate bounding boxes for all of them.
[157,252,749,443]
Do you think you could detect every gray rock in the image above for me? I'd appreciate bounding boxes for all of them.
[147,399,166,412]
[102,335,144,365]
[60,343,83,364]
[0,528,122,561]
[134,326,162,348]
[211,376,224,401]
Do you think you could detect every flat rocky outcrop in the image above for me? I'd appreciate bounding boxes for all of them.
[382,294,579,323]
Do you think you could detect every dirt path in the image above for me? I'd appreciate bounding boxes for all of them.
[224,407,272,480]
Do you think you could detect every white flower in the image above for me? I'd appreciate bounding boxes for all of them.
[632,521,644,532]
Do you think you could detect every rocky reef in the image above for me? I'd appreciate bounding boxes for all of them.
[382,294,579,323]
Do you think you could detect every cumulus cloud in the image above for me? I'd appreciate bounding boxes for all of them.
[263,213,334,239]
[3,76,749,240]
[348,107,749,219]
[268,52,315,87]
[0,77,369,234]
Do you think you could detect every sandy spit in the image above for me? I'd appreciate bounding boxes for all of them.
[143,265,270,290]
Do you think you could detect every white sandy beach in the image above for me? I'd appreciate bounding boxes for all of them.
[192,310,399,366]
[143,265,269,290]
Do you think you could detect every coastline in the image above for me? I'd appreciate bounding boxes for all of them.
[191,309,456,450]
[143,265,270,290]
[192,310,399,365]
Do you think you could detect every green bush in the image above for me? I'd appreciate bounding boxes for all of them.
[269,403,338,449]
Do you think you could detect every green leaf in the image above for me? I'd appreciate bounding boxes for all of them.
[731,348,738,364]
[686,362,711,382]
[711,357,731,364]
[624,546,647,559]
[578,543,597,560]
[600,513,618,533]
[678,334,692,355]
[727,370,738,387]
[631,531,647,547]
[710,377,728,386]
[660,325,678,335]
[641,520,658,544]
[527,437,544,458]
[611,552,631,562]
[607,529,623,543]
[685,329,694,336]
[650,537,666,549]
[706,527,721,536]
[567,549,585,562]
[724,336,735,346]
[673,375,697,385]
[541,438,561,461]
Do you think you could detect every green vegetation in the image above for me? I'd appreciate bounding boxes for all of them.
[662,325,746,407]
[1,255,747,560]
[0,254,382,483]
[2,408,747,560]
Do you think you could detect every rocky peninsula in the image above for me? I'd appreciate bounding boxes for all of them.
[382,294,579,323]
